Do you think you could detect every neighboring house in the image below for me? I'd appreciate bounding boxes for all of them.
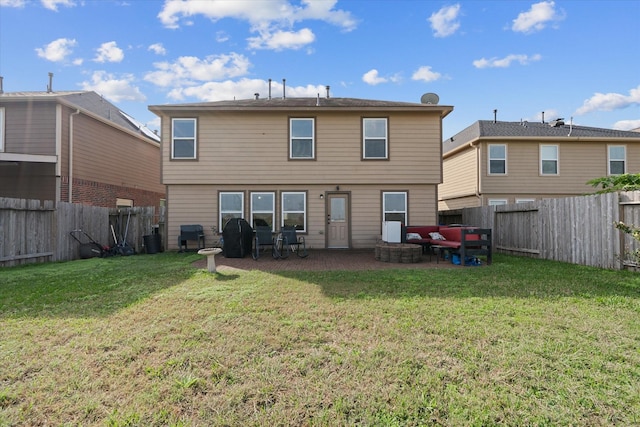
[149,93,453,250]
[439,119,640,211]
[0,89,164,208]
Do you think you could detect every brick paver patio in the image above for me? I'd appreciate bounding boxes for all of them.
[193,248,461,272]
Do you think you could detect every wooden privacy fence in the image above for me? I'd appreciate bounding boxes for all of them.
[441,191,640,270]
[0,197,159,267]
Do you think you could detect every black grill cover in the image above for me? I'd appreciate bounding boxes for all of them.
[222,218,253,258]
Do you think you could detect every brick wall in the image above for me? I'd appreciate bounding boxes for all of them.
[60,176,165,209]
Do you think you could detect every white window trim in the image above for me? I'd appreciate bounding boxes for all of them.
[540,144,559,175]
[0,107,4,152]
[281,191,307,232]
[488,199,508,206]
[488,144,507,175]
[250,192,276,232]
[382,191,408,224]
[171,118,197,159]
[219,192,244,230]
[608,145,626,175]
[289,118,315,159]
[363,118,388,159]
[516,198,535,204]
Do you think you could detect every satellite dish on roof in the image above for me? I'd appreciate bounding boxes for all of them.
[420,92,440,104]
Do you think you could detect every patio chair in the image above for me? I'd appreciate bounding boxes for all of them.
[280,226,308,258]
[252,226,280,260]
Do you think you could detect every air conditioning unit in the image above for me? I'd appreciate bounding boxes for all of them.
[382,221,402,243]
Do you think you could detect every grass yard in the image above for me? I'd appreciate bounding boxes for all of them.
[0,253,639,426]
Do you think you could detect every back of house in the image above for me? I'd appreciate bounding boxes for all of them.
[150,93,453,250]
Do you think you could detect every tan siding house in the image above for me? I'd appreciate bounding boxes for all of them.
[0,91,165,208]
[439,120,640,210]
[150,96,452,250]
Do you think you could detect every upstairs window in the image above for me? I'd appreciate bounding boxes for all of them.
[488,144,507,175]
[608,145,626,175]
[171,118,197,159]
[281,192,306,232]
[219,192,244,230]
[290,118,315,159]
[382,191,407,223]
[363,118,388,159]
[540,145,558,175]
[250,192,275,231]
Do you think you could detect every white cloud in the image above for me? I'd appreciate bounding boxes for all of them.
[473,54,542,68]
[411,66,442,82]
[148,43,167,55]
[41,0,75,11]
[613,119,640,131]
[157,0,356,51]
[35,38,77,62]
[1,0,75,7]
[512,1,563,34]
[362,69,387,86]
[575,85,640,115]
[72,58,83,66]
[144,53,251,88]
[247,27,315,50]
[215,31,230,43]
[94,41,124,63]
[428,4,461,38]
[167,78,328,102]
[0,0,26,7]
[80,71,146,103]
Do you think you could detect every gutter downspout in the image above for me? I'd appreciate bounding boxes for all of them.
[69,109,80,202]
[473,141,481,204]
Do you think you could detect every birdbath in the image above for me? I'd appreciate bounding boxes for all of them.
[197,248,223,273]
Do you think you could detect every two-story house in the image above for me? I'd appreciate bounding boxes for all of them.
[149,93,452,250]
[439,119,640,211]
[0,89,165,208]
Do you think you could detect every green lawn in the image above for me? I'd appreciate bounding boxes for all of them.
[1,253,638,426]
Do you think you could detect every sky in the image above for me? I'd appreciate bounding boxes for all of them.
[0,0,638,140]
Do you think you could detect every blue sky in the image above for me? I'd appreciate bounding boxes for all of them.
[0,0,638,139]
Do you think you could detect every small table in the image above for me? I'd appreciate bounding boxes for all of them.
[430,245,450,264]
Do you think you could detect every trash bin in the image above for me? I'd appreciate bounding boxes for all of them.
[143,234,162,254]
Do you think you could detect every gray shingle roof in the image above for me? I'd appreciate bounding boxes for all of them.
[0,90,159,142]
[443,120,640,153]
[150,96,453,112]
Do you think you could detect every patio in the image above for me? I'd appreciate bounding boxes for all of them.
[193,248,464,272]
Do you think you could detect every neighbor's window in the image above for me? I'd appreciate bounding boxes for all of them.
[290,118,315,159]
[488,199,508,206]
[516,198,535,204]
[250,192,275,231]
[383,191,407,223]
[540,145,558,175]
[0,107,4,152]
[608,145,626,175]
[363,118,388,159]
[488,144,507,175]
[171,118,197,159]
[219,192,244,230]
[281,192,306,232]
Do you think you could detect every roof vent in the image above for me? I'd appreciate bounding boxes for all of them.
[254,93,259,100]
[47,72,53,93]
[550,118,565,127]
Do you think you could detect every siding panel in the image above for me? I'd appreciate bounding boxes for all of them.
[160,111,443,186]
